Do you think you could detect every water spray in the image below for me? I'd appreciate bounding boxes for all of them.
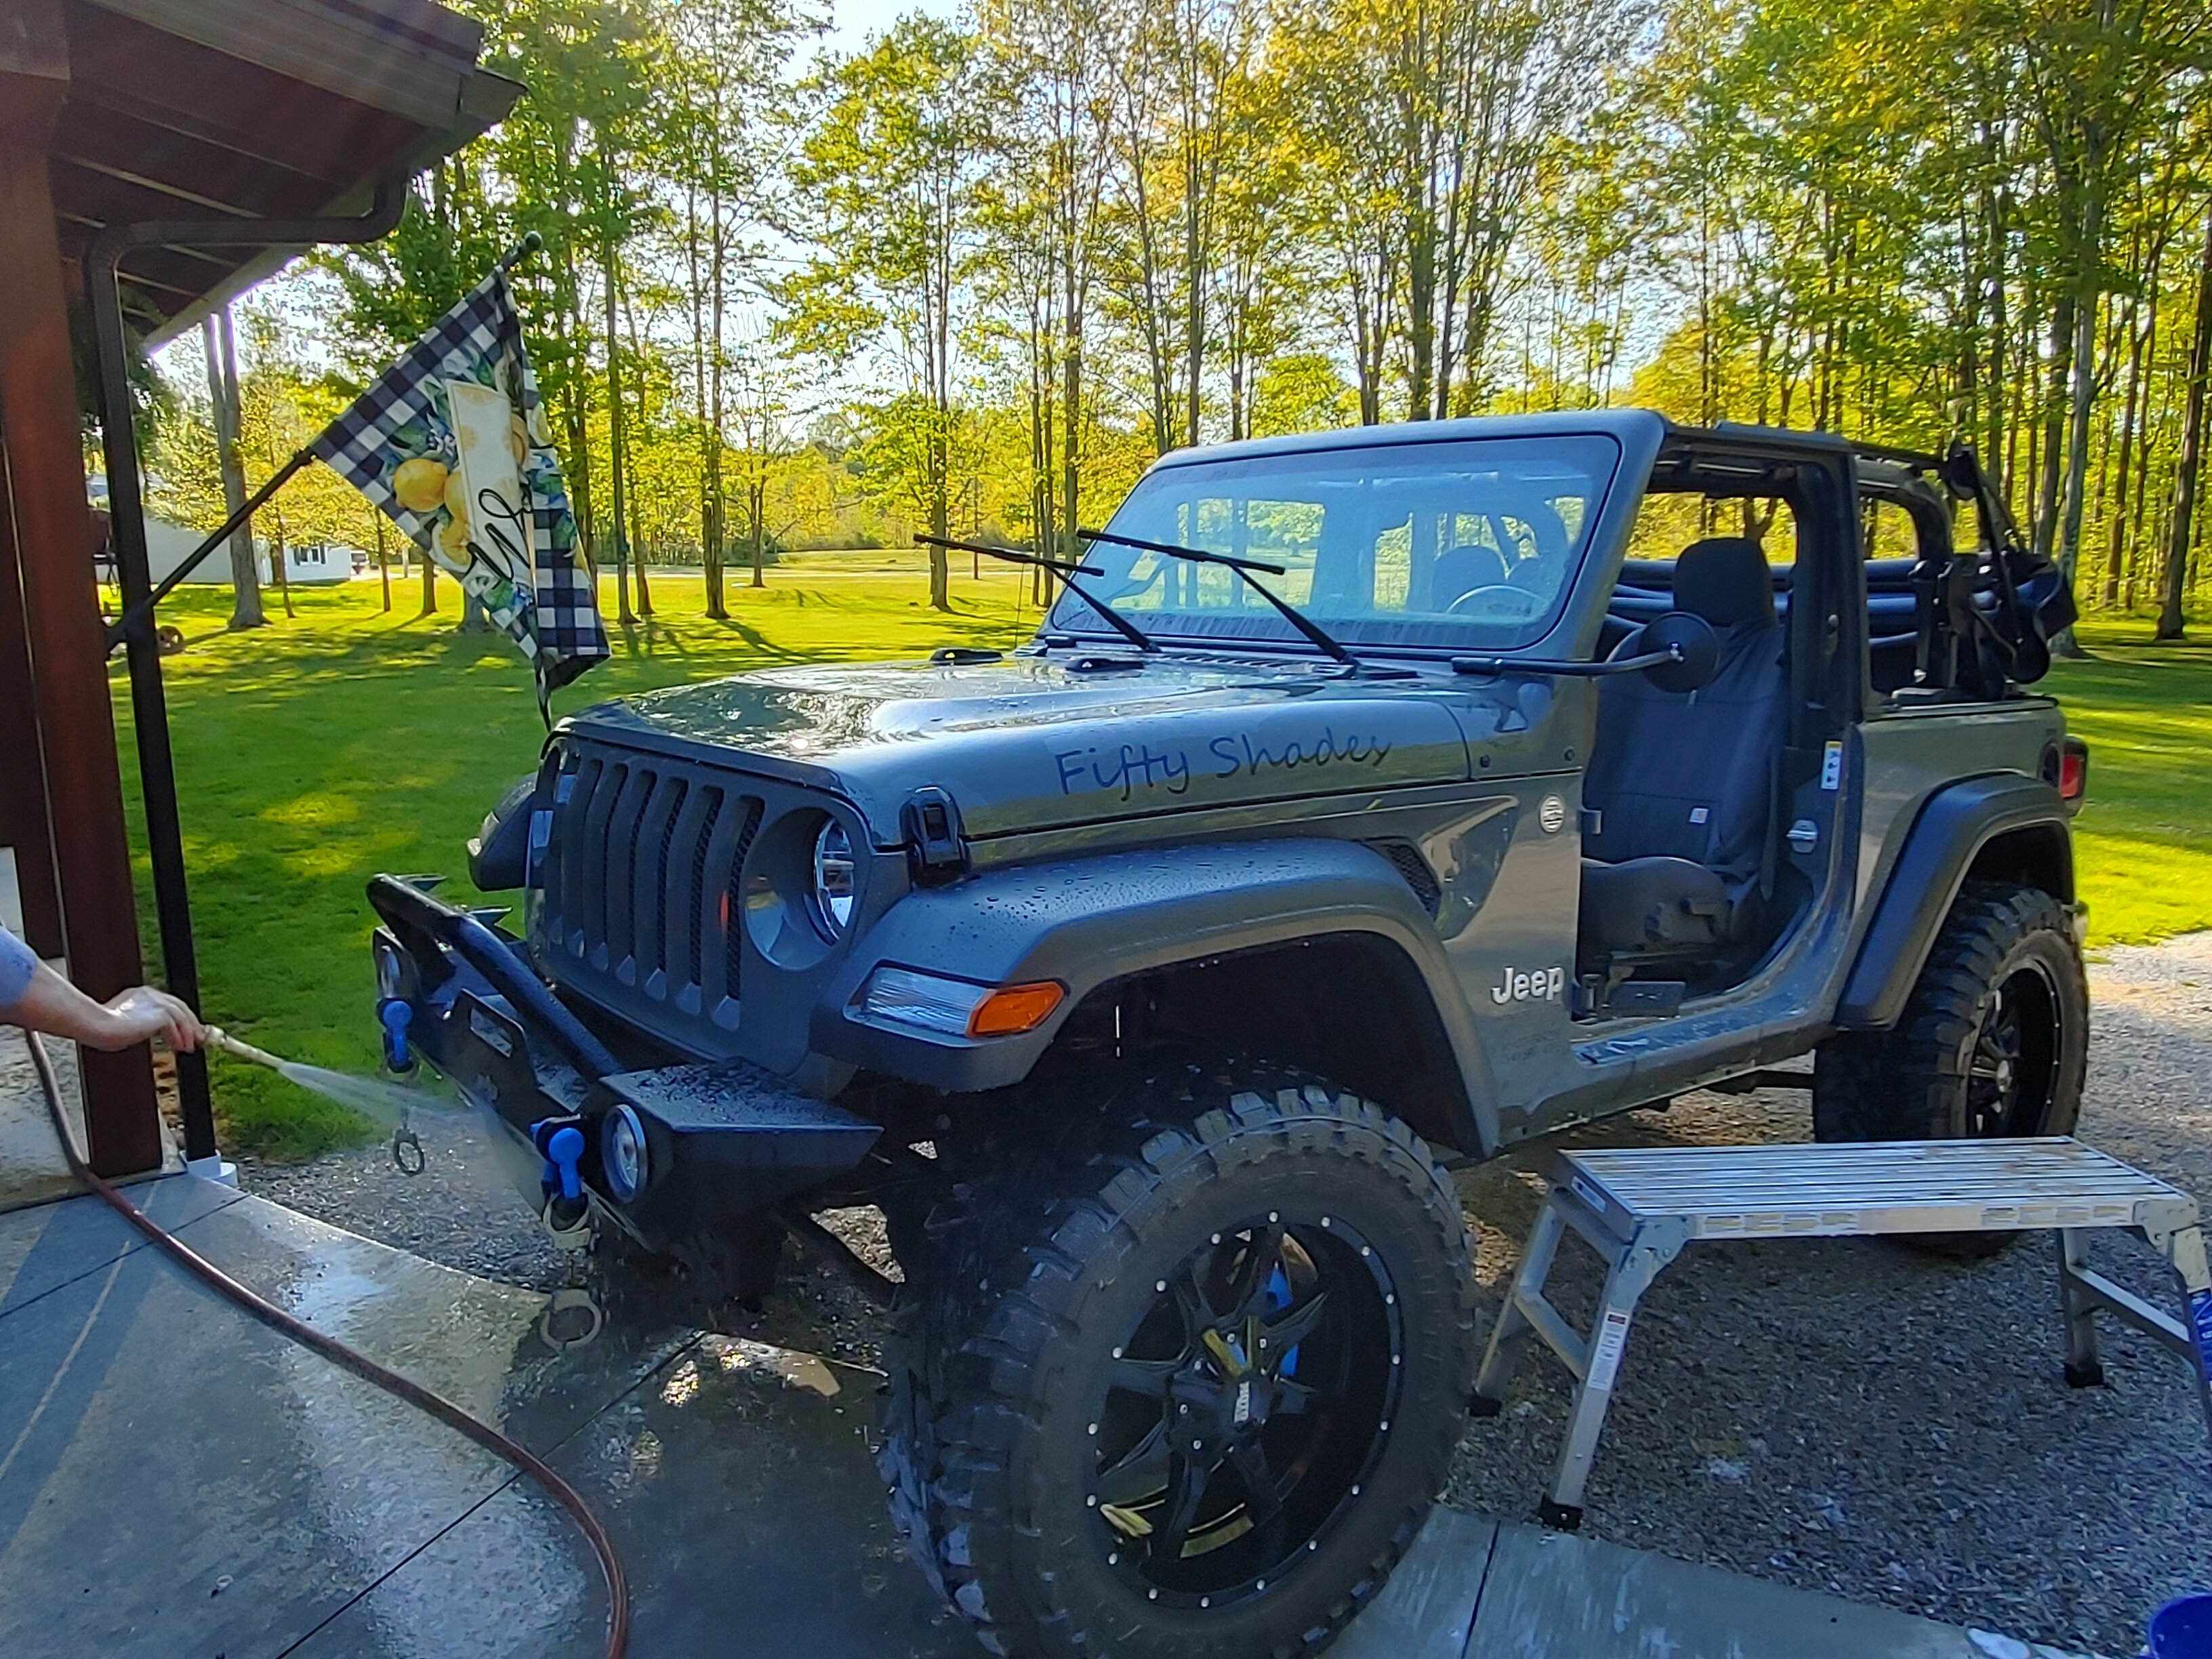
[207,1026,449,1173]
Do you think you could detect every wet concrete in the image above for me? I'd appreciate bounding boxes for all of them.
[0,1185,685,1659]
[0,1175,2098,1659]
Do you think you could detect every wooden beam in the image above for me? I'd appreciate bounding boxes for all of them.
[0,8,163,1176]
[0,445,66,958]
[52,99,342,215]
[64,7,423,189]
[85,0,472,129]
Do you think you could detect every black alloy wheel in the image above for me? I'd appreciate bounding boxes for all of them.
[1090,1218,1401,1607]
[1963,960,2063,1139]
[878,1071,1479,1659]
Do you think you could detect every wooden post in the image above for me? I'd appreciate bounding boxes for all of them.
[0,7,162,1176]
[0,443,66,956]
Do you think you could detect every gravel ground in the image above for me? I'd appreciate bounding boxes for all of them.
[1443,935,2212,1657]
[237,1113,901,1368]
[242,934,2212,1654]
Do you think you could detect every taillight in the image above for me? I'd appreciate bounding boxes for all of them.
[2058,739,2088,809]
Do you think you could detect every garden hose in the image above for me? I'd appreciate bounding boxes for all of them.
[24,1031,631,1658]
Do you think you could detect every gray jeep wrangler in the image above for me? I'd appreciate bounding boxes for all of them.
[369,409,2087,1658]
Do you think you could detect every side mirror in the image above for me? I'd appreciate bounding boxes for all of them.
[1638,611,1719,693]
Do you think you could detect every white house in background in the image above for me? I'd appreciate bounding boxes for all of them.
[140,519,364,587]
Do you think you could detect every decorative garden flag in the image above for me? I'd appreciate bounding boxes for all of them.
[310,270,609,706]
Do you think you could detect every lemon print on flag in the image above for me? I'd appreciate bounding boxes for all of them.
[392,457,448,514]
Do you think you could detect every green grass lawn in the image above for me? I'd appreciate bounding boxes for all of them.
[2043,616,2212,947]
[108,577,2210,1159]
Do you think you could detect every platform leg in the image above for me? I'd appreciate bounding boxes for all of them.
[1542,1242,1665,1529]
[2057,1228,2104,1389]
[2160,1225,2212,1444]
[1473,1202,1568,1412]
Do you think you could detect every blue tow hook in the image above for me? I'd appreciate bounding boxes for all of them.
[377,998,415,1075]
[547,1126,586,1204]
[531,1119,588,1227]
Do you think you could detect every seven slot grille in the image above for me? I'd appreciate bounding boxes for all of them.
[540,745,764,1015]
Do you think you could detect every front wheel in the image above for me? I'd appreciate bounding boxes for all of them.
[879,1069,1478,1659]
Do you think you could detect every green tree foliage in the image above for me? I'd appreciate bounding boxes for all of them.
[146,0,2212,638]
[785,14,981,608]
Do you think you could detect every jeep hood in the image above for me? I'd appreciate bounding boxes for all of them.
[572,655,1541,843]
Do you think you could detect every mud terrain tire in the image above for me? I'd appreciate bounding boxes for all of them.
[1814,882,2088,1251]
[878,1069,1478,1659]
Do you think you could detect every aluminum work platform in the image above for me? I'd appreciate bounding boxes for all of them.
[1471,1136,2212,1528]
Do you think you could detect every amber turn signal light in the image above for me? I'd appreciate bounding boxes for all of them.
[967,981,1065,1038]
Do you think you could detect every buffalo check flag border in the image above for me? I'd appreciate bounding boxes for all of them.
[310,269,609,695]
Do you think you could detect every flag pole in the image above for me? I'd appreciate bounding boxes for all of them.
[86,178,408,1174]
[104,232,546,649]
[495,230,544,275]
[105,451,310,646]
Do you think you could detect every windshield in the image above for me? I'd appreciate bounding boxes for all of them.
[1048,434,1620,653]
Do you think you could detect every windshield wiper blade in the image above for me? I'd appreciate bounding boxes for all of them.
[914,533,1156,653]
[1076,525,1357,667]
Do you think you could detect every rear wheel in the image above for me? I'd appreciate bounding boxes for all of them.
[878,1068,1477,1659]
[1815,882,2087,1250]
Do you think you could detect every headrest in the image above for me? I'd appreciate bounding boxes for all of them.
[1433,544,1508,605]
[1673,537,1776,629]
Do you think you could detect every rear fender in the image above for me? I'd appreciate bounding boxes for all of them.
[815,839,1500,1153]
[1835,774,2074,1030]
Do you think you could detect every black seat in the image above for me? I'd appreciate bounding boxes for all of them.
[1578,537,1787,975]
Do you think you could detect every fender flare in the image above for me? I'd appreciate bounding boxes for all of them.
[813,838,1500,1154]
[1833,773,2074,1031]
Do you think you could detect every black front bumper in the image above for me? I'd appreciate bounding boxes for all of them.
[366,874,882,1244]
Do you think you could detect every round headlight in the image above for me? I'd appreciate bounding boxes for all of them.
[602,1103,648,1203]
[812,819,857,936]
[373,935,405,1000]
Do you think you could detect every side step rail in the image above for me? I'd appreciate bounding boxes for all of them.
[1469,1137,2212,1530]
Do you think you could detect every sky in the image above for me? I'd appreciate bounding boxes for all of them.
[823,0,958,57]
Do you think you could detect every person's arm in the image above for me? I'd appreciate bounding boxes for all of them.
[0,928,205,1052]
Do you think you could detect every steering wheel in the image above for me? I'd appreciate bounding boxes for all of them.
[1445,583,1544,619]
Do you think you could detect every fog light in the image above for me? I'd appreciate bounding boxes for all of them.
[602,1103,649,1202]
[860,968,1065,1038]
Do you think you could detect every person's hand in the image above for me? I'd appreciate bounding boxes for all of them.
[96,987,207,1053]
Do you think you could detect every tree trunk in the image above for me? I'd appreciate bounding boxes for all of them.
[928,409,951,611]
[706,489,726,611]
[2101,293,2148,609]
[602,243,634,626]
[2158,207,2212,642]
[375,514,390,613]
[203,310,264,629]
[1062,254,1083,563]
[270,529,294,618]
[2052,292,2098,658]
[420,546,438,615]
[1982,185,2007,483]
[621,272,653,618]
[2032,295,2073,564]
